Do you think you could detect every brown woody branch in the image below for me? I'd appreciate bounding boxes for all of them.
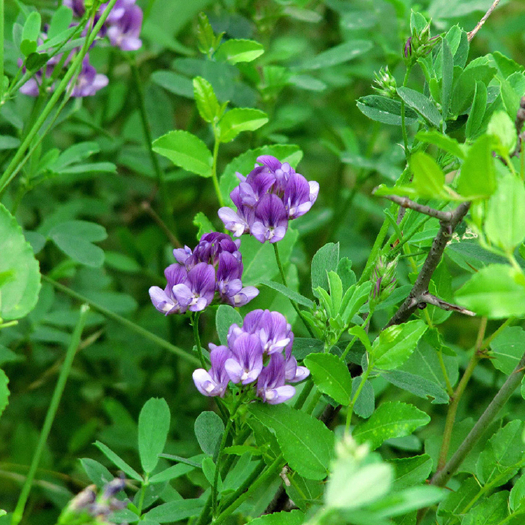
[387,201,471,327]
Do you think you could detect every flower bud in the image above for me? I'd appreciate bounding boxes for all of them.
[372,66,397,99]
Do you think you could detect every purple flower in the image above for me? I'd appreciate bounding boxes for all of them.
[251,194,288,244]
[285,355,310,383]
[218,155,318,244]
[69,57,108,97]
[63,0,86,17]
[149,264,188,315]
[172,262,216,312]
[257,353,296,404]
[193,344,232,397]
[225,333,263,384]
[150,232,258,315]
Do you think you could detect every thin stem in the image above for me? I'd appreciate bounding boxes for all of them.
[211,132,225,208]
[11,305,90,525]
[212,401,239,517]
[130,57,178,240]
[400,66,412,159]
[379,194,453,222]
[467,0,501,42]
[437,317,486,470]
[136,475,149,516]
[213,455,283,525]
[293,379,314,410]
[43,275,200,366]
[141,201,181,248]
[0,0,119,195]
[431,347,525,489]
[191,312,206,368]
[341,335,358,361]
[346,364,372,432]
[437,348,454,398]
[273,243,315,337]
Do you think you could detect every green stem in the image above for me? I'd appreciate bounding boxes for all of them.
[437,317,486,471]
[400,66,412,159]
[137,474,149,516]
[11,305,90,525]
[212,401,239,517]
[293,379,314,410]
[437,348,454,398]
[0,0,119,195]
[43,275,200,366]
[340,335,358,361]
[130,57,179,243]
[346,363,372,432]
[273,243,314,337]
[211,132,225,208]
[192,312,206,368]
[213,455,283,525]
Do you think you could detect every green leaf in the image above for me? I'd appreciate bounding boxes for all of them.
[397,87,442,128]
[218,108,268,143]
[488,110,517,157]
[304,353,352,405]
[301,40,372,70]
[22,11,41,43]
[348,325,372,353]
[148,462,195,484]
[372,320,428,370]
[327,271,343,313]
[455,264,525,319]
[477,420,524,486]
[49,220,107,268]
[138,398,171,474]
[326,458,393,510]
[357,95,418,126]
[410,152,447,199]
[462,491,508,525]
[80,458,113,487]
[415,131,465,159]
[240,227,298,286]
[490,327,525,375]
[370,486,444,518]
[485,175,525,253]
[510,473,525,511]
[20,39,37,57]
[48,5,73,40]
[144,500,204,523]
[248,403,334,480]
[151,71,194,99]
[248,510,305,525]
[353,401,431,451]
[0,204,41,320]
[390,454,433,491]
[451,58,496,116]
[457,135,496,199]
[216,305,243,346]
[194,411,224,457]
[152,130,213,177]
[441,39,453,120]
[0,369,9,421]
[193,76,220,124]
[261,280,314,309]
[192,212,214,240]
[215,39,264,64]
[94,441,142,481]
[311,243,339,298]
[351,376,375,418]
[466,81,488,139]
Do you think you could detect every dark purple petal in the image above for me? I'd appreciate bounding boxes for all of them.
[257,353,295,404]
[252,194,288,244]
[165,263,188,288]
[227,333,263,384]
[284,172,314,219]
[70,57,108,97]
[256,155,282,172]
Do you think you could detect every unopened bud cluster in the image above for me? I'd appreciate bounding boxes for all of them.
[404,21,439,64]
[370,255,398,308]
[373,67,397,99]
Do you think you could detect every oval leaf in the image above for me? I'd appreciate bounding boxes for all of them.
[215,39,264,64]
[305,353,352,405]
[139,398,171,474]
[353,401,431,450]
[152,130,213,177]
[0,203,41,320]
[218,108,268,143]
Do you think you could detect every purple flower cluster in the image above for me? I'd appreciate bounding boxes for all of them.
[149,232,259,315]
[219,156,319,244]
[20,0,142,98]
[193,310,310,404]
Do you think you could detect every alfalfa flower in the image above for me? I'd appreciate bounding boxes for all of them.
[218,156,319,244]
